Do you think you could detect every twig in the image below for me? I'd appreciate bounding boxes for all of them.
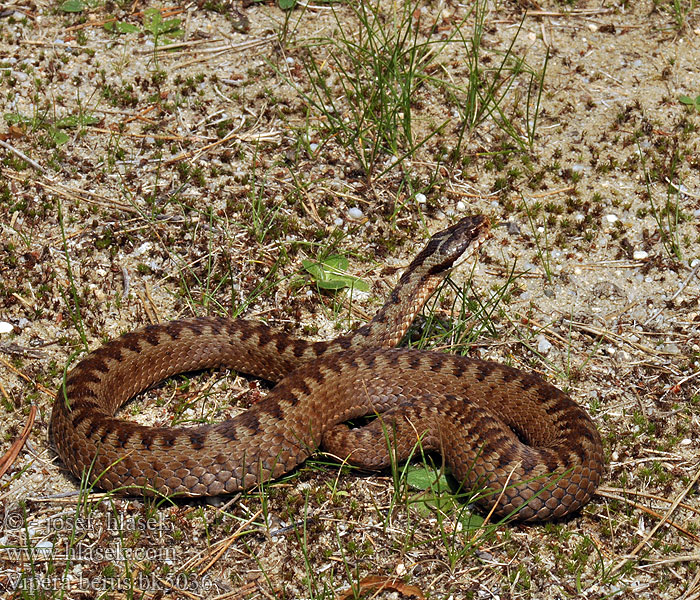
[0,405,37,479]
[134,37,225,54]
[595,489,700,543]
[173,35,276,69]
[0,356,55,398]
[529,186,575,198]
[660,368,700,400]
[563,319,683,357]
[0,139,47,173]
[198,510,262,575]
[644,262,700,325]
[610,463,700,575]
[597,486,700,517]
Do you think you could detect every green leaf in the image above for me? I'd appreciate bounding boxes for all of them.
[279,0,297,9]
[104,20,139,34]
[56,114,99,129]
[143,8,182,38]
[457,511,484,530]
[405,465,451,493]
[679,94,700,109]
[302,255,370,292]
[61,0,85,12]
[4,113,30,125]
[50,129,70,146]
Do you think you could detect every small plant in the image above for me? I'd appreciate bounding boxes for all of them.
[302,255,369,292]
[142,8,183,47]
[522,199,554,283]
[637,140,684,260]
[679,93,700,112]
[4,110,98,147]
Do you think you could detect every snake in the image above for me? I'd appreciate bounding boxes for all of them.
[49,215,604,522]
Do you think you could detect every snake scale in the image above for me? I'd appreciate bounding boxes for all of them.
[50,215,604,521]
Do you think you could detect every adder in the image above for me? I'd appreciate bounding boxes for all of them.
[50,215,604,521]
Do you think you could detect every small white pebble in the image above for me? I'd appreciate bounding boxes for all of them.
[0,322,13,334]
[691,258,700,268]
[134,242,152,256]
[347,207,363,220]
[456,201,466,212]
[286,57,295,65]
[35,541,53,557]
[309,142,318,152]
[415,193,426,204]
[604,214,618,224]
[333,217,343,227]
[633,250,649,260]
[680,439,692,446]
[537,335,552,354]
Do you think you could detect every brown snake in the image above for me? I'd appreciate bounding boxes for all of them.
[50,215,604,522]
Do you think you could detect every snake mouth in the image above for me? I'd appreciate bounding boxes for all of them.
[449,216,491,270]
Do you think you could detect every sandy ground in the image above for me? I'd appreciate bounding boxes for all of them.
[1,0,700,598]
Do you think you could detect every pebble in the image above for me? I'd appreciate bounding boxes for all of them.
[604,214,618,224]
[615,349,631,363]
[333,217,343,227]
[415,193,426,204]
[456,201,466,212]
[134,242,152,256]
[633,250,648,260]
[537,335,552,354]
[347,207,363,220]
[34,541,53,557]
[0,322,13,334]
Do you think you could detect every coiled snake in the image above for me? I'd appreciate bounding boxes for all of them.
[50,215,603,521]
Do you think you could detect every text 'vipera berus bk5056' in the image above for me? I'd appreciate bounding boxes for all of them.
[50,215,604,522]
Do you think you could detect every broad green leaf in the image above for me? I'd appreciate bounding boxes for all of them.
[279,0,297,9]
[302,255,369,292]
[50,130,69,146]
[679,95,700,109]
[56,114,99,129]
[4,113,30,125]
[61,0,85,12]
[458,512,484,530]
[405,465,450,492]
[104,20,139,34]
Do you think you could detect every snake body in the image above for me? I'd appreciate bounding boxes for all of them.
[50,216,604,521]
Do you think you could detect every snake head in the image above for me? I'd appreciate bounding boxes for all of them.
[412,214,491,275]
